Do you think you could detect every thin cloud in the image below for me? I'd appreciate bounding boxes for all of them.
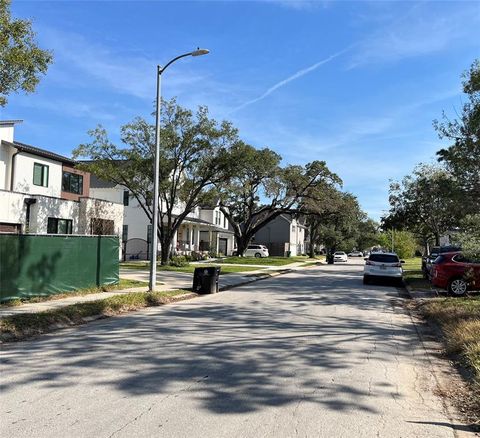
[349,4,480,68]
[38,27,207,100]
[231,46,352,113]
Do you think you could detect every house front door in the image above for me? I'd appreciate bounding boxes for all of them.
[218,238,228,256]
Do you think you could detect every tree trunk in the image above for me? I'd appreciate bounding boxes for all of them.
[435,232,440,246]
[160,235,171,265]
[235,234,253,257]
[308,224,316,258]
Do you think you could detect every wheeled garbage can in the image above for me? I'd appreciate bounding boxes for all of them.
[193,267,221,294]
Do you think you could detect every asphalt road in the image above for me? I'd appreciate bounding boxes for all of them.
[0,260,463,437]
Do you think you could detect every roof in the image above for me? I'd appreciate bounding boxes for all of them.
[178,215,234,234]
[0,120,23,126]
[279,213,307,228]
[1,140,76,165]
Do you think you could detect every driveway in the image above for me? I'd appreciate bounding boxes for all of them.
[0,261,466,437]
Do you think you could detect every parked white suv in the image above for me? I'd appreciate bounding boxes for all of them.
[363,252,404,285]
[244,245,269,258]
[333,251,348,263]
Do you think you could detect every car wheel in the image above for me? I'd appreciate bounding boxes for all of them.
[363,275,370,285]
[255,253,261,258]
[448,278,468,296]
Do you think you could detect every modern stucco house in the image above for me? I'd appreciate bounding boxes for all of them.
[252,214,307,256]
[0,120,123,238]
[89,178,236,260]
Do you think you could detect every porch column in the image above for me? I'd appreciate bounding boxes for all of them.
[208,229,212,253]
[172,229,178,254]
[195,227,201,252]
[189,224,194,251]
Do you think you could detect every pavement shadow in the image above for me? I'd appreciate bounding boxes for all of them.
[1,268,425,417]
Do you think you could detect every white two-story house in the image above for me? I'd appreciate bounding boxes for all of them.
[89,176,236,260]
[0,120,123,239]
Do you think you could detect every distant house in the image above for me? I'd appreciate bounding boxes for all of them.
[0,120,123,241]
[88,178,236,260]
[253,214,307,256]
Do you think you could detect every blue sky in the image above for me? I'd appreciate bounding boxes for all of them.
[2,0,479,219]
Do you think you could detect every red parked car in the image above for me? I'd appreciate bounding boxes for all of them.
[431,252,480,296]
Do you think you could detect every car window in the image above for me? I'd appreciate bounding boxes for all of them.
[369,254,399,263]
[434,255,446,264]
[453,254,480,264]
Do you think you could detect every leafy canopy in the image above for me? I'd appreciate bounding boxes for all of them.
[434,59,480,212]
[74,99,238,263]
[0,0,53,106]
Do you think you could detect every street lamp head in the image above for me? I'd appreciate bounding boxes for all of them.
[191,48,210,57]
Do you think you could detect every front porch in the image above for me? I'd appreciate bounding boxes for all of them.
[174,220,234,256]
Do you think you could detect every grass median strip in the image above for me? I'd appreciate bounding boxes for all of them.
[0,290,193,342]
[417,296,480,423]
[1,279,151,307]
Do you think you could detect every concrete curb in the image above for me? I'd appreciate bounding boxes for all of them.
[403,283,478,437]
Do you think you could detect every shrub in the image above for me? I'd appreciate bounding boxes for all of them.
[169,256,189,267]
[190,251,206,261]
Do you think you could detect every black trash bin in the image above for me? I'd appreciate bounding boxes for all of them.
[327,254,334,264]
[193,266,221,294]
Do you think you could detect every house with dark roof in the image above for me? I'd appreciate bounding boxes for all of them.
[88,177,235,259]
[252,214,307,256]
[0,120,123,239]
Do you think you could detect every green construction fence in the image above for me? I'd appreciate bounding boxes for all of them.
[0,234,119,302]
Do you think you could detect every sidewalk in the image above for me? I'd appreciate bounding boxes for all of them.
[0,262,319,319]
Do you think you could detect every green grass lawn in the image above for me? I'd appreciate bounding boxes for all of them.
[402,257,422,271]
[1,278,150,307]
[214,256,314,266]
[120,262,263,274]
[401,257,431,290]
[158,264,264,274]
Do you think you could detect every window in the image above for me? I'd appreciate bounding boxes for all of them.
[224,216,227,228]
[33,163,49,187]
[369,254,399,263]
[47,218,72,234]
[123,190,129,206]
[91,218,114,235]
[292,225,296,232]
[122,225,128,241]
[62,171,83,194]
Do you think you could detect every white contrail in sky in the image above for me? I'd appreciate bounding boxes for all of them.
[231,46,351,113]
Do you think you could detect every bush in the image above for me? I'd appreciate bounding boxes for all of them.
[169,256,189,267]
[208,250,219,258]
[190,251,206,261]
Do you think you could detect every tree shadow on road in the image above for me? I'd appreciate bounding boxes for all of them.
[1,269,428,417]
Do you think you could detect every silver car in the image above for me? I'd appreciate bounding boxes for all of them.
[363,252,404,285]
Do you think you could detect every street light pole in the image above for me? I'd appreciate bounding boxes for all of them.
[149,48,209,291]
